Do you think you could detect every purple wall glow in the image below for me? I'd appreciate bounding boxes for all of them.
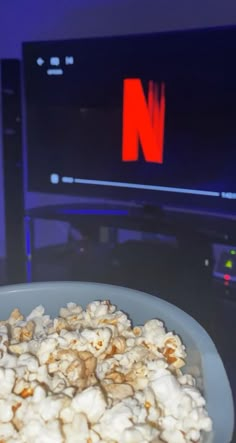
[0,0,236,257]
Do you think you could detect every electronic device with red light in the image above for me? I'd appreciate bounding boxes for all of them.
[214,249,236,283]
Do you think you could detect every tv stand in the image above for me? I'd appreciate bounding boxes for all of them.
[141,204,164,218]
[25,202,236,250]
[24,202,236,285]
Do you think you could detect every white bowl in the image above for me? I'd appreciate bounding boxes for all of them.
[0,282,234,443]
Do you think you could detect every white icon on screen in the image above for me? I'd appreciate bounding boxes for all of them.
[65,56,74,65]
[50,57,60,66]
[47,69,64,76]
[50,173,59,184]
[36,57,45,66]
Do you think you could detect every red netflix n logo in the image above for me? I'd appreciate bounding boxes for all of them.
[122,78,165,163]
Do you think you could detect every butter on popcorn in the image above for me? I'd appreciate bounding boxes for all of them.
[0,299,212,442]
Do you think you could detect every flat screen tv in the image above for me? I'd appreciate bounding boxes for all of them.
[23,27,236,215]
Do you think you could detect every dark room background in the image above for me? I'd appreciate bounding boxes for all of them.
[0,0,236,261]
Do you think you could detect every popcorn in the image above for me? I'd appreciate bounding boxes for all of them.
[143,318,166,341]
[26,305,45,320]
[0,399,14,422]
[93,402,135,440]
[72,386,107,423]
[125,360,149,390]
[107,335,127,355]
[122,424,160,443]
[0,352,17,369]
[20,419,63,443]
[0,368,15,397]
[17,353,39,372]
[150,373,183,409]
[36,395,65,421]
[0,325,9,351]
[0,300,212,442]
[7,308,24,326]
[0,422,17,440]
[78,327,112,357]
[103,382,134,402]
[37,337,58,364]
[59,302,83,319]
[161,429,186,443]
[62,412,101,443]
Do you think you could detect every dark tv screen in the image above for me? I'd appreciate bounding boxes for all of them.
[23,27,236,214]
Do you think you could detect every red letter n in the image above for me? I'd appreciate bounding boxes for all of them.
[122,78,165,163]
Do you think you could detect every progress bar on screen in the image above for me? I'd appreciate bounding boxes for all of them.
[50,173,220,197]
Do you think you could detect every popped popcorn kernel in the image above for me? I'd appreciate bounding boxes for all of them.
[0,299,212,442]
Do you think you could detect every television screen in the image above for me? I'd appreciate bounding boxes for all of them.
[23,27,236,214]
